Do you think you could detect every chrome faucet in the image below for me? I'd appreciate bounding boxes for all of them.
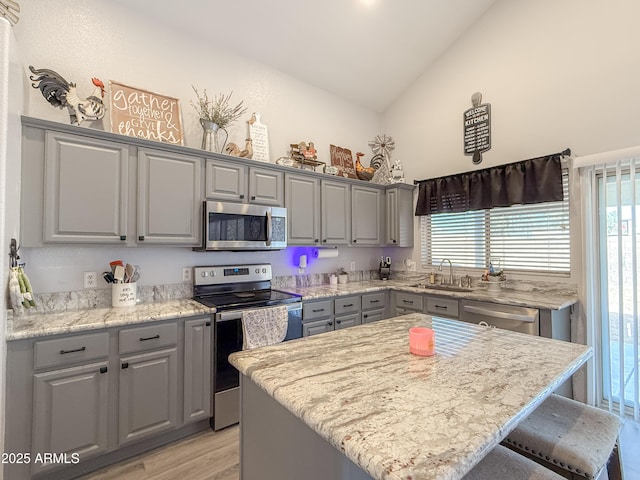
[438,258,454,285]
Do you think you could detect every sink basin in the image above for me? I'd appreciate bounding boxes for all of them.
[409,283,472,293]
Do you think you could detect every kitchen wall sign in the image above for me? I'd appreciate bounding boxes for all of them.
[463,92,491,164]
[330,144,357,179]
[109,81,184,145]
[248,112,270,161]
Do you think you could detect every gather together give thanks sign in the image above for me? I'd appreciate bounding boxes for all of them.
[109,81,184,145]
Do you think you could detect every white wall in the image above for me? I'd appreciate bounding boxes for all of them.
[383,0,640,283]
[11,0,386,292]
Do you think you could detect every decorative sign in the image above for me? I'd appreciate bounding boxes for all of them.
[329,144,357,179]
[109,81,183,145]
[463,92,491,164]
[248,112,270,162]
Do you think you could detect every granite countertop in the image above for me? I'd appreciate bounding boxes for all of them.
[230,313,592,480]
[281,277,578,310]
[6,299,214,341]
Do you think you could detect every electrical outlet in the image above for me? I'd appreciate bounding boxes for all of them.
[350,261,356,271]
[182,267,192,282]
[408,261,417,272]
[83,271,97,289]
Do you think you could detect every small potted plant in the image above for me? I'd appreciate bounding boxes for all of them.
[191,87,247,152]
[337,267,349,284]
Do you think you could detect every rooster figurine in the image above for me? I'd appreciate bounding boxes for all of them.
[29,66,106,125]
[355,152,384,181]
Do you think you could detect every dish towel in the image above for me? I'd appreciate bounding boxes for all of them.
[242,305,289,350]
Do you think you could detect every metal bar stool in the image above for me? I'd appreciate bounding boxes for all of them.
[463,445,566,479]
[503,394,623,480]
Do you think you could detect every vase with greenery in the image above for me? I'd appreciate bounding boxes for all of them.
[191,87,247,152]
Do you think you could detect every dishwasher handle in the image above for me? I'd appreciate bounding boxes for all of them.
[462,305,537,323]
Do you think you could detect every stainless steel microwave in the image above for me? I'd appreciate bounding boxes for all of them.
[198,201,287,251]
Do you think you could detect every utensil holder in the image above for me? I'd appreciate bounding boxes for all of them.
[112,282,136,307]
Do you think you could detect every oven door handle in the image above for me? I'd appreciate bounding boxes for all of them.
[216,311,243,323]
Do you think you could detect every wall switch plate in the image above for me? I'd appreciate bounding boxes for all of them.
[408,261,416,272]
[83,271,97,289]
[182,267,192,282]
[350,261,356,271]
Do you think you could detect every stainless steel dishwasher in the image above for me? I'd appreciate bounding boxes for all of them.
[460,299,539,335]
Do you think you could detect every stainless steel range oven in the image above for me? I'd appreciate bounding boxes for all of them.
[192,264,302,431]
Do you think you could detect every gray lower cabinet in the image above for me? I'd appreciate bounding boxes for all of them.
[4,314,213,480]
[285,173,321,245]
[303,318,335,336]
[183,317,212,423]
[424,295,459,319]
[361,291,387,324]
[385,185,415,247]
[137,148,202,245]
[118,347,179,445]
[303,294,391,336]
[351,185,382,245]
[32,361,110,475]
[334,313,361,330]
[42,130,129,244]
[393,291,424,316]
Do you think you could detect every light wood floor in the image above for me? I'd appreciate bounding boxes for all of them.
[80,419,640,480]
[79,426,239,480]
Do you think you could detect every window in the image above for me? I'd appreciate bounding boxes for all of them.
[420,169,570,274]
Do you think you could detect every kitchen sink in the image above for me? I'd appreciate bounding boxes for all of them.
[409,283,473,293]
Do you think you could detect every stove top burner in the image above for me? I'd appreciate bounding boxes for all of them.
[193,288,301,311]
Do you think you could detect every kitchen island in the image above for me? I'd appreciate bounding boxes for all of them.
[229,313,591,480]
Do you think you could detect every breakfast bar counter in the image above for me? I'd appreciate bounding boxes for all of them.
[229,313,591,480]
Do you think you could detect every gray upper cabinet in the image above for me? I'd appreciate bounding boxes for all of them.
[351,185,382,245]
[32,361,110,475]
[43,131,129,244]
[249,167,283,206]
[321,180,351,245]
[205,159,247,202]
[137,148,201,245]
[285,173,321,245]
[385,185,415,247]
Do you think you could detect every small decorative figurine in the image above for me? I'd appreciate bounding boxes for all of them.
[389,158,406,183]
[355,152,384,181]
[29,66,105,125]
[368,134,396,184]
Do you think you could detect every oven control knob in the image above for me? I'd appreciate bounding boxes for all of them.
[210,271,215,277]
[255,268,260,274]
[201,271,208,277]
[262,268,267,273]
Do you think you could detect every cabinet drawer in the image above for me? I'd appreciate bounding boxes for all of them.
[334,295,361,315]
[303,300,333,320]
[426,296,459,319]
[119,322,178,355]
[395,292,423,311]
[34,332,110,370]
[362,292,385,310]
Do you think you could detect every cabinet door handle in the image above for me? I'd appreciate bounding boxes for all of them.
[336,319,342,324]
[403,299,414,304]
[251,195,256,200]
[139,334,160,342]
[60,346,86,355]
[138,236,145,241]
[120,235,127,241]
[370,300,380,303]
[353,239,357,243]
[434,305,448,310]
[363,314,368,319]
[314,239,319,243]
[312,308,325,313]
[343,303,353,307]
[239,194,245,199]
[323,239,327,243]
[393,239,397,243]
[328,321,333,326]
[99,366,108,374]
[121,362,129,369]
[205,321,211,326]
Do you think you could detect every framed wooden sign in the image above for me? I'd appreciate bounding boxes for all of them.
[109,81,184,145]
[329,144,357,179]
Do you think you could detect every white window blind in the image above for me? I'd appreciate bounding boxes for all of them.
[421,169,570,274]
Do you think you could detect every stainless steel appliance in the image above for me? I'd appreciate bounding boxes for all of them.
[198,201,287,251]
[192,264,302,431]
[460,299,539,335]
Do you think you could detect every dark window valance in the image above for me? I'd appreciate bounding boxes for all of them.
[414,151,567,216]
